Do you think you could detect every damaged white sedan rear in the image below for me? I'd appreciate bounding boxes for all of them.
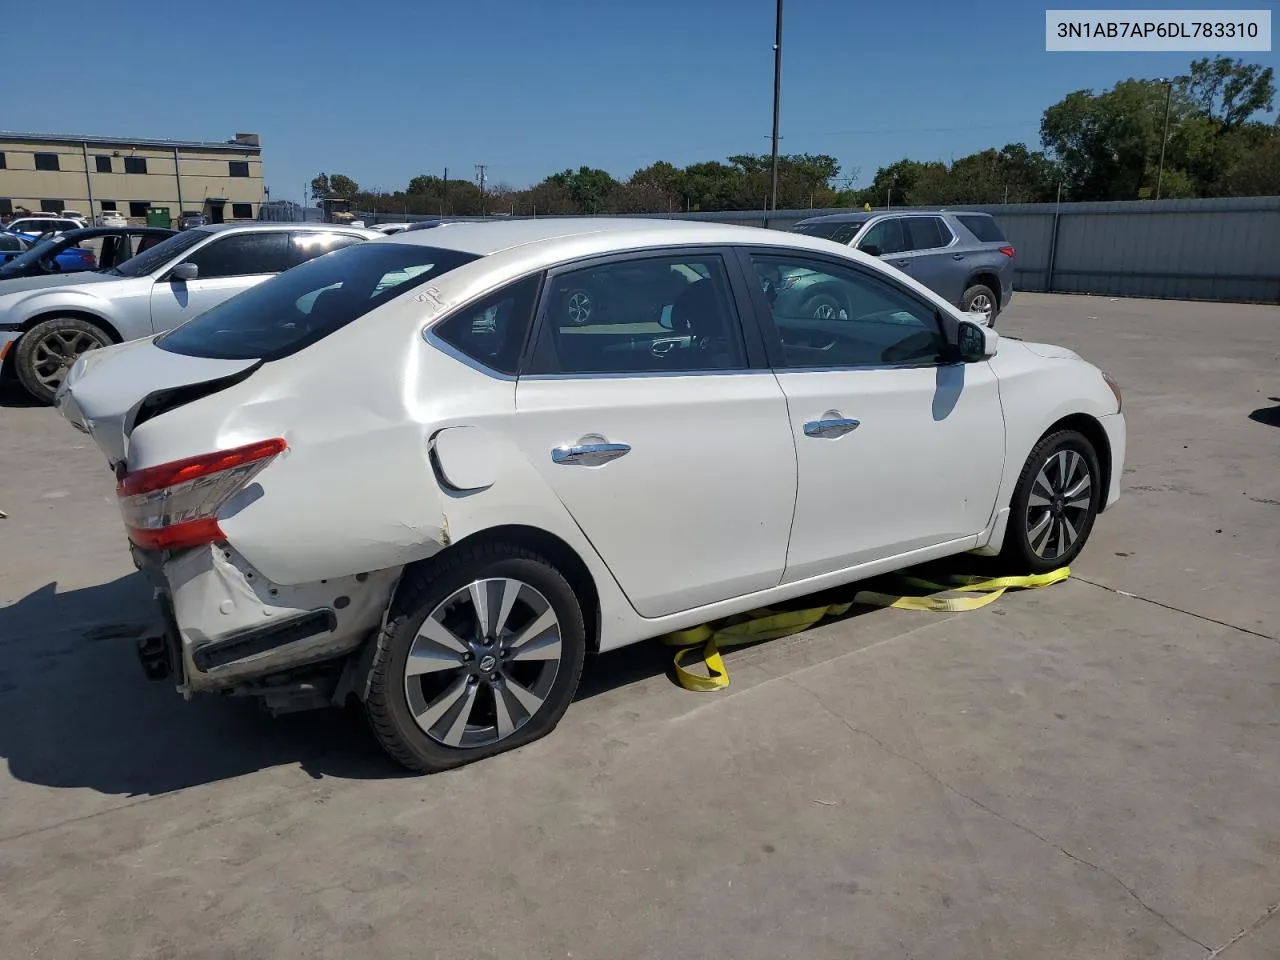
[56,218,1126,773]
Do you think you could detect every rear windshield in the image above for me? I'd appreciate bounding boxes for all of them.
[791,220,864,244]
[156,243,481,361]
[956,215,1007,243]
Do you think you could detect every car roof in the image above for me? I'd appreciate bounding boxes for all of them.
[379,216,858,258]
[59,226,177,239]
[194,222,381,238]
[795,209,993,225]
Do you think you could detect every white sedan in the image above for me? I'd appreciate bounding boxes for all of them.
[55,218,1125,772]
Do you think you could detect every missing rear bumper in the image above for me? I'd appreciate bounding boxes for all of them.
[191,609,338,672]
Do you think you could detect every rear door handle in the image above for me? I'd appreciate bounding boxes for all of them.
[892,259,911,269]
[952,253,965,260]
[552,442,631,466]
[803,417,860,439]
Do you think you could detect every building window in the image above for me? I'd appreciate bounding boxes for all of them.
[0,199,13,216]
[231,202,254,220]
[40,199,64,213]
[124,156,147,175]
[34,153,60,171]
[95,155,113,173]
[229,160,250,178]
[129,201,150,219]
[100,201,117,211]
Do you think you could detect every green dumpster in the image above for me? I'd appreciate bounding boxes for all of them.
[146,206,172,228]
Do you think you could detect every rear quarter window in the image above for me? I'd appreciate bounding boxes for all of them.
[956,215,1007,243]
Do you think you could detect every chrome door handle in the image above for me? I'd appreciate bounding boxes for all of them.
[803,417,860,439]
[952,253,965,260]
[552,442,631,466]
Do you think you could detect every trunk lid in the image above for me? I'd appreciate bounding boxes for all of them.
[56,337,259,468]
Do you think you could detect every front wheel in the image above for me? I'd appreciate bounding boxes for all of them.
[1000,429,1102,574]
[365,542,587,773]
[14,317,113,405]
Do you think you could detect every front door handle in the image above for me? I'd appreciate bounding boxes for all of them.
[552,442,631,466]
[803,417,861,439]
[952,253,965,260]
[892,259,910,269]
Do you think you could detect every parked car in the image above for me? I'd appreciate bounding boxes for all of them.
[0,222,378,403]
[0,227,176,281]
[54,218,1126,774]
[97,212,129,227]
[177,211,208,230]
[4,216,85,239]
[790,211,1016,325]
[0,231,97,273]
[370,222,412,235]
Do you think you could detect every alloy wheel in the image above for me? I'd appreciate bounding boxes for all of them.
[566,290,593,324]
[31,329,102,391]
[403,578,563,749]
[1025,449,1093,560]
[969,293,994,323]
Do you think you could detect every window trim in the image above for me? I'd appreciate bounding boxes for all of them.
[521,245,768,380]
[33,152,60,172]
[95,155,113,173]
[731,245,961,373]
[897,214,956,253]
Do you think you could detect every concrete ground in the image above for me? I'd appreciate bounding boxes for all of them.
[0,292,1277,959]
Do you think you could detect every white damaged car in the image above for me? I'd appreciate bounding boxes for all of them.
[56,218,1125,772]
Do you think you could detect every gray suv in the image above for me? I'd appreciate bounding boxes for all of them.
[0,222,379,403]
[790,210,1015,325]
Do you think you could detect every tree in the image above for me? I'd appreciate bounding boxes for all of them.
[327,174,359,199]
[1180,57,1275,130]
[548,166,618,214]
[309,173,331,201]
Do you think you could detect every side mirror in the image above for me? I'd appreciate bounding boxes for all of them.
[956,319,998,362]
[169,262,198,282]
[859,243,882,258]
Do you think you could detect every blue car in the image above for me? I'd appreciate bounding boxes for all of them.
[0,226,176,281]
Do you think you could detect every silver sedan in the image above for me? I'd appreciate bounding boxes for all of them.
[0,222,379,403]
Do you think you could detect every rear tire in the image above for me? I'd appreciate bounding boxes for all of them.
[14,317,112,405]
[365,541,586,773]
[961,284,998,327]
[999,429,1102,574]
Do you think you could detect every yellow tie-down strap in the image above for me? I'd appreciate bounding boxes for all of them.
[657,567,1070,692]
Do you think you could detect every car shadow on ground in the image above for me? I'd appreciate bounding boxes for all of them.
[0,379,40,409]
[0,559,983,796]
[1248,398,1280,428]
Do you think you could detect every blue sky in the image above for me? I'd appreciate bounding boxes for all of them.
[5,0,1276,203]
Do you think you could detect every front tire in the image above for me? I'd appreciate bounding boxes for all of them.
[365,542,586,773]
[14,317,112,405]
[1000,429,1102,574]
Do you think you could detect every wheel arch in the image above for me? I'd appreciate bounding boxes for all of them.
[21,309,123,342]
[399,523,603,652]
[965,270,1002,304]
[1036,412,1113,512]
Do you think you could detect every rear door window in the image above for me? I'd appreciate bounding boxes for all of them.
[157,243,480,361]
[184,231,294,278]
[289,230,366,267]
[903,217,945,251]
[956,215,1007,243]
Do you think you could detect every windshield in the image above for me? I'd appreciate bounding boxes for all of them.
[0,236,67,275]
[157,243,482,361]
[791,220,865,243]
[107,228,208,277]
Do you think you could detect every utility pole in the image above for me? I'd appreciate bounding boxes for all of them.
[442,166,448,216]
[769,0,783,212]
[475,164,488,217]
[1155,77,1173,200]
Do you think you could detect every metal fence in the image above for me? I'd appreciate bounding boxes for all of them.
[282,196,1280,304]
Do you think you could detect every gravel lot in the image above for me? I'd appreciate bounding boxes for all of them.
[1,292,1277,959]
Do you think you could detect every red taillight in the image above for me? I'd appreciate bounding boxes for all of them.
[117,438,286,550]
[999,245,1015,258]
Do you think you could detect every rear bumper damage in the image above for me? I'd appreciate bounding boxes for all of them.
[131,542,399,703]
